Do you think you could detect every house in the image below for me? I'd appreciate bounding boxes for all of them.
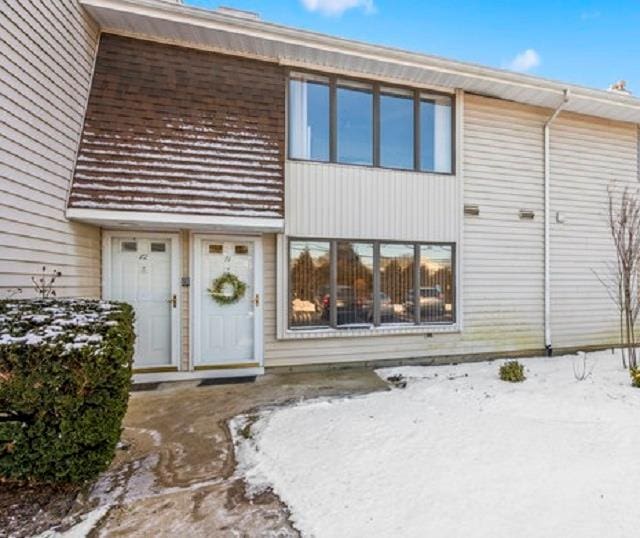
[2,0,640,382]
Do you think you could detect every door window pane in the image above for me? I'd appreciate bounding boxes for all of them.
[380,89,414,169]
[337,83,373,165]
[289,76,330,161]
[289,240,331,328]
[420,94,453,173]
[380,243,415,324]
[419,245,454,322]
[336,242,374,326]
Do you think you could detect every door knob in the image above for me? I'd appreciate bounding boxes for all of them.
[254,293,260,307]
[167,294,177,308]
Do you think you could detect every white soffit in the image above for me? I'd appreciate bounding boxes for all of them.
[81,0,640,124]
[66,208,284,233]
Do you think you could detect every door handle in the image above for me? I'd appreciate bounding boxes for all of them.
[254,293,260,307]
[167,294,177,308]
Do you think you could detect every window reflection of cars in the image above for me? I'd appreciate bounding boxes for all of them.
[322,285,375,325]
[377,293,396,322]
[405,287,445,319]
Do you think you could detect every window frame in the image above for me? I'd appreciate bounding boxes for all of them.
[287,70,456,175]
[287,237,457,331]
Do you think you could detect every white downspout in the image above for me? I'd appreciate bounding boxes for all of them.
[544,89,570,356]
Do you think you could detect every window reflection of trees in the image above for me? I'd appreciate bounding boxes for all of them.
[289,242,330,328]
[336,242,373,326]
[289,240,455,329]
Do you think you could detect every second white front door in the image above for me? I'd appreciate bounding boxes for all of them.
[107,235,179,369]
[193,237,262,367]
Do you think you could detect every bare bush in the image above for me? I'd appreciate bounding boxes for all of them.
[573,352,594,381]
[596,184,640,370]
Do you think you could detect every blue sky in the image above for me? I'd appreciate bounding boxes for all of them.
[185,0,640,94]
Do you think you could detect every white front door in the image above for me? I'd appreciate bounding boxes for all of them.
[193,236,263,368]
[107,235,179,369]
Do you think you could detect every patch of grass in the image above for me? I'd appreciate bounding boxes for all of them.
[386,374,407,389]
[499,360,526,383]
[631,367,640,388]
[239,415,258,440]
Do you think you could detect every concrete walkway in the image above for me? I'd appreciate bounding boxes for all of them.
[73,369,387,537]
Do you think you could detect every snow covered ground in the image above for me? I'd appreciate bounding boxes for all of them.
[233,351,640,538]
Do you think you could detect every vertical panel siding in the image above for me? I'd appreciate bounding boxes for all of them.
[0,0,100,297]
[285,161,459,242]
[550,114,638,349]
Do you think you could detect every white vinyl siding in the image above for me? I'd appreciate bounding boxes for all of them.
[265,93,638,368]
[550,113,639,349]
[0,0,100,297]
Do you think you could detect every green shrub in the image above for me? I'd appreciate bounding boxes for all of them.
[499,360,526,383]
[0,299,134,483]
[631,367,640,388]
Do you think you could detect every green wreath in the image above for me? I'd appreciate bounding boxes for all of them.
[208,272,247,305]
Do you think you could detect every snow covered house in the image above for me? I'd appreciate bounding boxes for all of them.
[2,0,640,381]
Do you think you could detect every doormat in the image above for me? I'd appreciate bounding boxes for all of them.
[130,382,161,392]
[198,376,257,387]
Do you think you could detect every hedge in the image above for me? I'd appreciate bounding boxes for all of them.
[0,299,134,483]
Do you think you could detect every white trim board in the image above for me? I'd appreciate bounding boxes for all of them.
[102,230,182,370]
[68,208,284,232]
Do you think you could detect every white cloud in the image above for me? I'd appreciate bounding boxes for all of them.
[300,0,375,16]
[506,48,541,72]
[580,10,601,20]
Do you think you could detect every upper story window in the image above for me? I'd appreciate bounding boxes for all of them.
[289,74,330,161]
[380,87,415,169]
[337,81,373,165]
[420,93,453,173]
[288,72,454,174]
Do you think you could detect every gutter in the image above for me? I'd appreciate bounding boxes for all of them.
[543,89,570,356]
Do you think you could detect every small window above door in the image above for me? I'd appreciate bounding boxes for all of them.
[121,241,137,252]
[150,242,166,253]
[235,245,249,255]
[209,244,223,254]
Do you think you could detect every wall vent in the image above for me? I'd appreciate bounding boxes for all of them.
[464,205,480,216]
[519,209,535,220]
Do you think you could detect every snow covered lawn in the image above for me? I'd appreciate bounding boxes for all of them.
[233,351,640,537]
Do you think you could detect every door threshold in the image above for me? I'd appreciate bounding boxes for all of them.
[133,366,179,374]
[133,366,264,383]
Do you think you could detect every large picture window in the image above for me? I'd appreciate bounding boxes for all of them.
[288,73,454,174]
[288,238,455,330]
